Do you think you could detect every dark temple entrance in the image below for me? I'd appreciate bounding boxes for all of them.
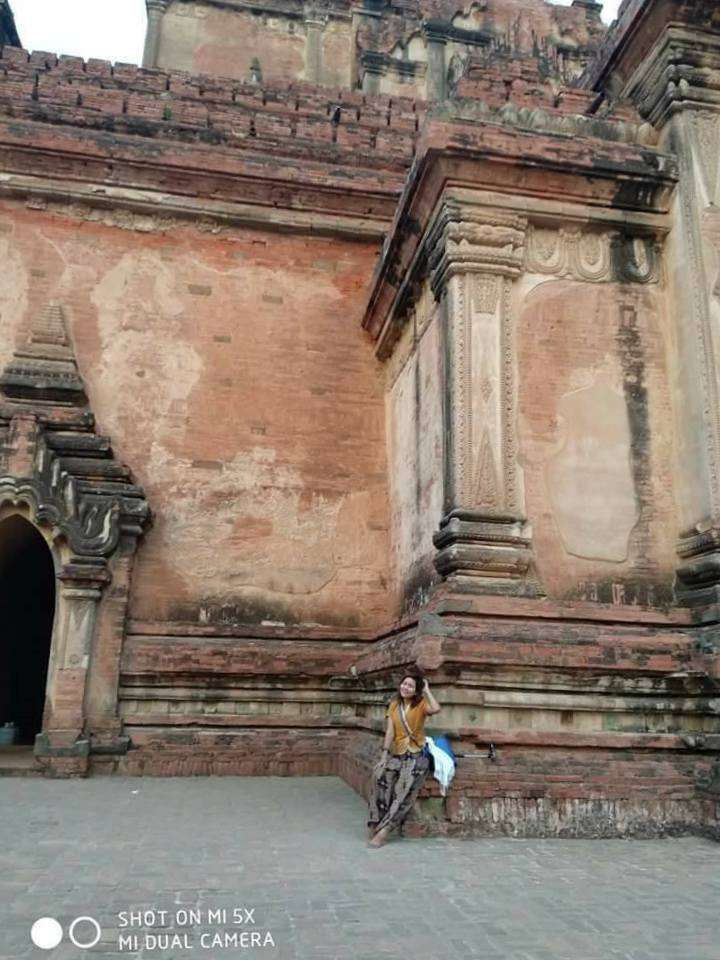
[0,516,55,745]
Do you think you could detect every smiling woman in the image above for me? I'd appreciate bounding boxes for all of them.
[10,0,147,63]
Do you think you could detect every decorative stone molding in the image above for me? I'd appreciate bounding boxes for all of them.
[676,525,720,608]
[0,301,150,775]
[525,226,662,284]
[0,305,149,557]
[0,440,148,559]
[612,234,663,285]
[625,30,720,129]
[433,512,533,588]
[427,202,526,297]
[526,226,610,281]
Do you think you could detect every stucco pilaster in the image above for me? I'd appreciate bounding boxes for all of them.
[426,201,537,592]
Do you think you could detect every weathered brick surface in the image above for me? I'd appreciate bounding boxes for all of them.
[0,200,392,628]
[1,1,719,843]
[337,729,720,838]
[0,47,418,171]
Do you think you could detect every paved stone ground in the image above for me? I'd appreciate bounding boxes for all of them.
[0,777,718,960]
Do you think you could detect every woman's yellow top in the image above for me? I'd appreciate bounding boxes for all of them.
[386,697,428,755]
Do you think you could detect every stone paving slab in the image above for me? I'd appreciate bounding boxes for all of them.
[0,776,718,960]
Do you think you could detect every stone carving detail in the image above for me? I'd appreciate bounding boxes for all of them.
[444,267,519,516]
[447,271,472,507]
[612,235,662,285]
[473,274,500,315]
[703,208,720,311]
[0,458,147,558]
[500,276,519,514]
[525,226,660,284]
[474,427,499,507]
[526,226,611,280]
[427,201,526,297]
[0,302,150,558]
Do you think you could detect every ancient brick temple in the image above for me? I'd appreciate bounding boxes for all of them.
[0,0,719,838]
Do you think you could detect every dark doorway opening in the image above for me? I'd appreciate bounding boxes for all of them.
[0,516,55,745]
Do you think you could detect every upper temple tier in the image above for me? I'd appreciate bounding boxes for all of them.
[142,0,606,99]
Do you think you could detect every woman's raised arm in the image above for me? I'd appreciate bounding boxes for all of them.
[422,679,441,715]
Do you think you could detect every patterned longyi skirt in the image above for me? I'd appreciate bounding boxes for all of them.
[367,750,431,834]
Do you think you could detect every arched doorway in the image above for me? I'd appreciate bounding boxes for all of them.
[0,516,56,745]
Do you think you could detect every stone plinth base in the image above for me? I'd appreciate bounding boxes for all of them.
[107,727,348,778]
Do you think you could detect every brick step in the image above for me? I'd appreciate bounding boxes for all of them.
[0,746,44,777]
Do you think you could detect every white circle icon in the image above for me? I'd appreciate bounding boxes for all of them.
[69,916,102,949]
[30,917,63,950]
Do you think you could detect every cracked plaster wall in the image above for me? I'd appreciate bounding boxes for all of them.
[0,201,391,629]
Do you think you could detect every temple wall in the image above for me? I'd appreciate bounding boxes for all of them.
[379,240,679,612]
[152,0,603,98]
[1,1,718,837]
[516,277,678,605]
[0,199,391,630]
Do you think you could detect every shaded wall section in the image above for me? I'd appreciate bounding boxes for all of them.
[0,200,391,630]
[385,284,443,612]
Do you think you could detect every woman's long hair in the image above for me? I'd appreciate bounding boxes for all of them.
[392,667,425,708]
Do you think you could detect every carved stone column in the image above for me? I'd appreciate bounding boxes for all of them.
[427,202,537,593]
[143,0,169,69]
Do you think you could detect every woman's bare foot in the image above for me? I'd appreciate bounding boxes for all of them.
[367,826,390,848]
